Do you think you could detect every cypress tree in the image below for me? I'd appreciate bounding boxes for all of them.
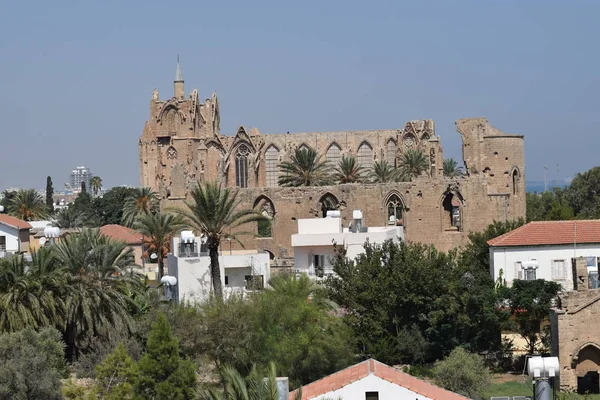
[80,181,87,193]
[45,176,54,213]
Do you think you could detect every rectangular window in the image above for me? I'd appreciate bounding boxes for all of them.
[0,236,5,251]
[236,156,249,188]
[525,268,537,281]
[224,276,229,286]
[586,256,597,268]
[552,259,566,280]
[365,392,379,400]
[245,275,264,290]
[514,261,522,279]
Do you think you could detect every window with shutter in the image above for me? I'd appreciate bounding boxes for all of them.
[552,259,566,280]
[514,261,522,279]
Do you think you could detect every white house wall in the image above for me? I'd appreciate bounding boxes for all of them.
[490,243,600,290]
[0,224,19,253]
[314,374,432,400]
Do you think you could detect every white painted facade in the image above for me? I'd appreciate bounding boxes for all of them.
[0,223,20,255]
[313,374,431,400]
[291,215,403,277]
[167,235,270,304]
[489,243,600,290]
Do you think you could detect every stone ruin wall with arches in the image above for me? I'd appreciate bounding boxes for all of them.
[139,74,526,265]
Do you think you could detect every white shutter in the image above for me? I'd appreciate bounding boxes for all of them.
[514,262,522,279]
[518,270,524,280]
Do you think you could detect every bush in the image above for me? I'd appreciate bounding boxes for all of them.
[0,327,66,400]
[433,347,491,399]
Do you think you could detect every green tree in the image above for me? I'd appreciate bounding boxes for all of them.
[134,212,185,279]
[122,187,160,228]
[53,207,93,228]
[8,189,49,221]
[46,176,54,213]
[93,342,138,399]
[53,229,144,361]
[564,166,600,218]
[68,190,98,226]
[397,149,428,181]
[135,313,196,400]
[81,181,87,193]
[433,347,491,399]
[368,160,399,183]
[334,155,364,184]
[443,158,464,178]
[0,327,66,400]
[0,190,16,210]
[93,186,139,225]
[173,181,265,299]
[90,176,103,197]
[278,146,332,186]
[501,279,561,354]
[526,191,573,221]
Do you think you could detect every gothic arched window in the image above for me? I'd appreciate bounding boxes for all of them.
[386,194,404,226]
[512,169,520,196]
[255,196,275,237]
[326,143,342,167]
[442,193,461,231]
[319,193,339,218]
[265,145,279,187]
[236,144,250,188]
[357,142,374,169]
[386,139,396,167]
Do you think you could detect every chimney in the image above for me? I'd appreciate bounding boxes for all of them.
[572,256,589,291]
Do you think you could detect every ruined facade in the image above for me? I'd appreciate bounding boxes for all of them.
[551,257,600,394]
[139,62,526,262]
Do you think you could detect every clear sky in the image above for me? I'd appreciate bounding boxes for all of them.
[1,0,597,190]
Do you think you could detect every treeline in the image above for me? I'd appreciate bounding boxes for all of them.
[527,166,600,221]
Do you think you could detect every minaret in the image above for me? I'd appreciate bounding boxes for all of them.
[174,55,184,100]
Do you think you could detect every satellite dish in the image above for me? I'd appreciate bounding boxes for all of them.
[160,275,177,286]
[150,253,158,260]
[39,237,47,245]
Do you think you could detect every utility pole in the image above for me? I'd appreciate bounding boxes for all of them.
[544,165,548,192]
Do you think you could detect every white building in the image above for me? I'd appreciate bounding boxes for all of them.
[488,220,600,290]
[289,359,468,400]
[0,214,31,257]
[167,231,270,303]
[291,210,403,278]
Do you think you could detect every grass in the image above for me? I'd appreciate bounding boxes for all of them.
[484,378,600,400]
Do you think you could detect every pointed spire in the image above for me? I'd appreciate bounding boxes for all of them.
[175,55,184,82]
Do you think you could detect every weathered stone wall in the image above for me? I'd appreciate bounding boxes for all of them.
[551,257,600,391]
[140,72,525,258]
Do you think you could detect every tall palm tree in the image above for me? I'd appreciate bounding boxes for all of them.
[53,229,144,360]
[334,155,364,184]
[89,176,103,196]
[369,160,399,183]
[278,147,332,187]
[172,181,265,299]
[398,149,429,181]
[122,187,160,228]
[8,189,48,221]
[443,158,464,178]
[134,212,185,279]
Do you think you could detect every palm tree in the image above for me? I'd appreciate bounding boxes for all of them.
[334,155,364,184]
[53,229,144,360]
[122,187,159,228]
[198,363,305,400]
[172,181,265,299]
[8,189,48,221]
[0,248,67,333]
[278,147,332,187]
[53,207,92,229]
[398,149,429,181]
[443,158,464,178]
[134,212,185,280]
[369,160,399,183]
[90,176,103,197]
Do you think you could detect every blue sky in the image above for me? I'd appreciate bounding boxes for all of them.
[0,0,597,190]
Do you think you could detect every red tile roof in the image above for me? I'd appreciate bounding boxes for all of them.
[289,359,469,400]
[487,220,600,247]
[0,214,32,230]
[99,224,144,245]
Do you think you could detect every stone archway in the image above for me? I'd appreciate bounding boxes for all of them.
[319,193,339,218]
[574,343,600,394]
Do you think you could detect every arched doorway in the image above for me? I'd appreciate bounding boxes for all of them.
[319,193,339,218]
[254,196,275,238]
[575,344,600,394]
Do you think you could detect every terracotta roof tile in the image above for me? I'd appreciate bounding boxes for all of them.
[99,224,143,245]
[289,359,468,400]
[0,214,32,230]
[487,220,600,247]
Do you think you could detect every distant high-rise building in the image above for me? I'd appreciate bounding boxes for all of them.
[67,166,92,193]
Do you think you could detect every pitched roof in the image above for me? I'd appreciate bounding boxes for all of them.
[289,359,469,400]
[487,220,600,247]
[99,224,143,245]
[0,214,32,230]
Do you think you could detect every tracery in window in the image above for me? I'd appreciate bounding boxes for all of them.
[265,145,279,187]
[386,194,404,226]
[236,144,250,188]
[357,142,373,169]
